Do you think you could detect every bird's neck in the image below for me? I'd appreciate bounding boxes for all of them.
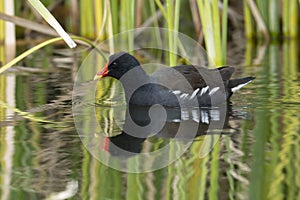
[118,66,150,100]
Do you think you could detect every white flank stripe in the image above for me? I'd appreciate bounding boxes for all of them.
[231,81,252,92]
[172,90,181,95]
[200,86,209,96]
[209,87,220,96]
[171,119,181,122]
[180,93,189,99]
[190,88,200,99]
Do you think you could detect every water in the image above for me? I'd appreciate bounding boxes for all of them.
[0,41,299,199]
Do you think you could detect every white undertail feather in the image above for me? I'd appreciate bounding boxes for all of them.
[200,86,209,96]
[209,87,220,96]
[180,93,189,99]
[231,80,253,92]
[190,88,200,99]
[172,90,181,95]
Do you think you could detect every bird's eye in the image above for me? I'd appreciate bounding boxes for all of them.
[110,62,117,68]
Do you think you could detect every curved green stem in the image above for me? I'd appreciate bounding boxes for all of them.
[0,36,102,74]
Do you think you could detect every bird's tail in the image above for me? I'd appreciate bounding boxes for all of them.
[229,77,255,93]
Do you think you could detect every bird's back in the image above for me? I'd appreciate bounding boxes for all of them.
[151,65,235,93]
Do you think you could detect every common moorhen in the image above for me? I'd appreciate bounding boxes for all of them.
[94,52,255,107]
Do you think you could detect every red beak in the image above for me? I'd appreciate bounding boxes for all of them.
[94,61,109,80]
[100,137,110,152]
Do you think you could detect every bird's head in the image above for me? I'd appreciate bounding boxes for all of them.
[94,52,141,80]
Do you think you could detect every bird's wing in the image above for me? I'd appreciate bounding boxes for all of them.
[151,65,234,93]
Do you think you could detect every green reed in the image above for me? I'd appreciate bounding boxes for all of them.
[288,0,299,38]
[94,0,105,40]
[280,40,299,199]
[198,152,209,200]
[0,0,5,63]
[122,0,135,52]
[208,138,220,200]
[28,0,76,48]
[256,0,269,28]
[164,0,174,65]
[90,155,123,200]
[285,0,298,38]
[79,0,107,40]
[149,0,163,52]
[110,0,119,34]
[105,0,115,53]
[244,0,299,40]
[78,0,136,52]
[282,0,299,38]
[80,0,94,38]
[154,0,181,65]
[197,0,228,66]
[224,136,235,200]
[244,0,255,39]
[197,0,215,65]
[0,36,100,75]
[268,0,279,39]
[221,0,228,64]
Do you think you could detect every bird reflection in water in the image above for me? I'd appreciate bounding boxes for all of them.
[99,104,233,158]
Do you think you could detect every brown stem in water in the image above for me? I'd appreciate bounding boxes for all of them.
[246,0,270,42]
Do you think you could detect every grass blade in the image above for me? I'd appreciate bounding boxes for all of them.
[244,0,254,39]
[268,0,279,39]
[28,0,76,48]
[0,100,54,123]
[212,0,222,65]
[0,36,101,74]
[221,0,228,64]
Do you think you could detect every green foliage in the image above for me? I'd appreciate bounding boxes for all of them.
[244,0,299,40]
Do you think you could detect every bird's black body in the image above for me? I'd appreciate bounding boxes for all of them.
[96,52,255,107]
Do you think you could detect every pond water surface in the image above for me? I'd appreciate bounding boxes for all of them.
[0,40,299,199]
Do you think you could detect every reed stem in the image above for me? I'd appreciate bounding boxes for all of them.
[268,0,279,39]
[221,0,228,64]
[105,0,115,54]
[28,0,76,48]
[193,0,228,65]
[173,0,181,62]
[155,0,168,20]
[149,0,162,48]
[212,0,222,65]
[244,0,254,39]
[128,0,135,52]
[256,0,268,28]
[167,0,175,65]
[110,0,119,34]
[80,0,94,38]
[289,0,298,38]
[197,0,222,66]
[0,36,101,75]
[246,0,269,41]
[282,0,289,37]
[94,0,105,41]
[0,0,5,63]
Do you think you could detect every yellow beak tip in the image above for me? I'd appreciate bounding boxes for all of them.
[93,75,102,80]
